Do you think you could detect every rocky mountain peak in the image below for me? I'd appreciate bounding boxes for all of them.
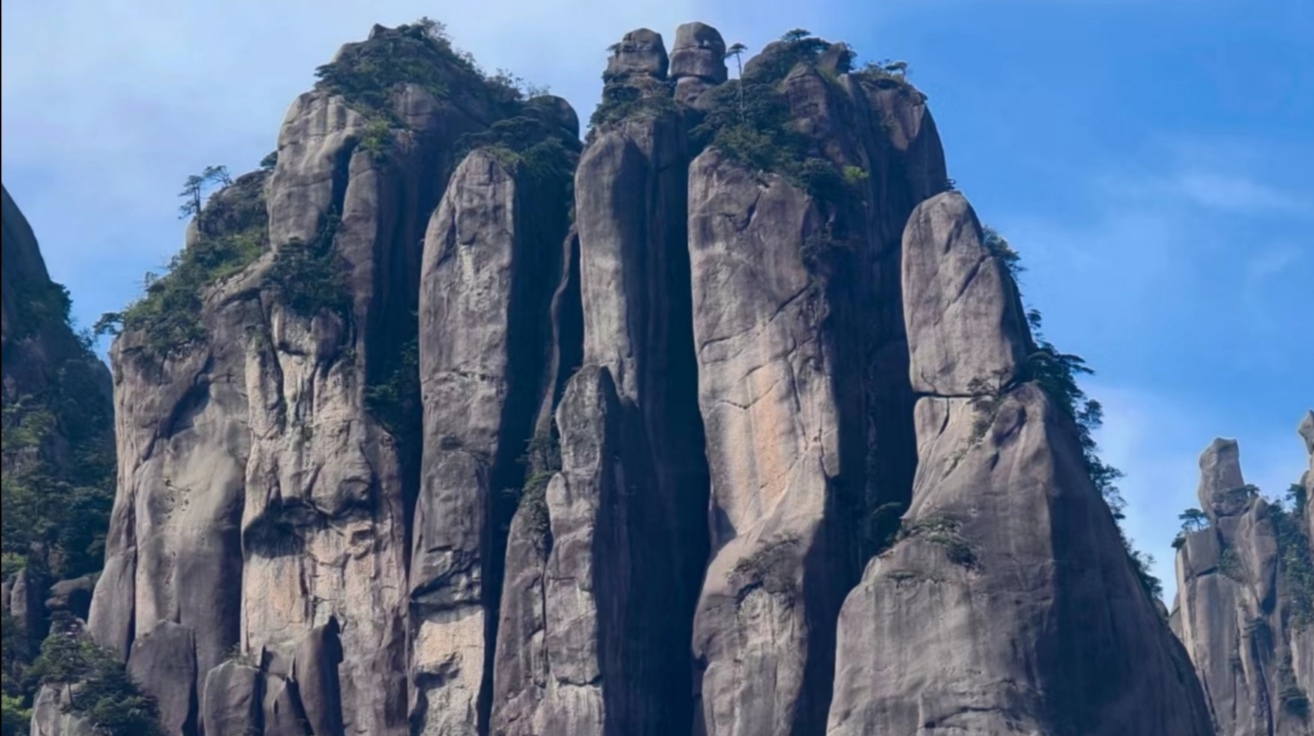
[604,28,669,81]
[1198,437,1251,519]
[4,18,1233,736]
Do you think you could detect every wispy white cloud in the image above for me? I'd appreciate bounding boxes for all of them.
[1172,170,1312,216]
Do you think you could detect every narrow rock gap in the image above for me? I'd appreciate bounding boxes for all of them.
[638,126,711,736]
[476,162,577,734]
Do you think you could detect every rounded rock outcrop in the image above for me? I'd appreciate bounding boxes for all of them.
[604,28,669,81]
[670,22,727,83]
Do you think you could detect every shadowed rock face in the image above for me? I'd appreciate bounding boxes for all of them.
[32,19,1226,736]
[827,192,1214,736]
[1174,429,1314,736]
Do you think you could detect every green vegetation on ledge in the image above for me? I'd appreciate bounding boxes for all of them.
[1273,483,1314,628]
[26,616,164,736]
[5,279,74,344]
[314,18,550,160]
[94,165,270,359]
[982,226,1165,603]
[588,76,678,132]
[689,30,846,201]
[454,112,581,192]
[364,335,419,440]
[264,209,351,320]
[502,432,561,549]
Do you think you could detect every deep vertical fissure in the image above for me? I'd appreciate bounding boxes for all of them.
[476,165,576,734]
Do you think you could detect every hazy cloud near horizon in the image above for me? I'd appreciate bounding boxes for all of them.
[3,0,1311,605]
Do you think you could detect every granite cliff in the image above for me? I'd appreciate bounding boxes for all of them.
[3,18,1223,736]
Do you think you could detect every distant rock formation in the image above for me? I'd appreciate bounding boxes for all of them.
[1173,426,1314,736]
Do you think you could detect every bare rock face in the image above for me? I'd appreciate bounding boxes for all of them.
[685,38,952,736]
[128,621,199,735]
[409,142,572,733]
[604,28,669,82]
[1175,432,1314,736]
[84,23,544,736]
[490,365,628,735]
[827,191,1213,736]
[1199,438,1251,519]
[671,22,727,83]
[687,149,838,736]
[670,23,726,109]
[900,194,1028,395]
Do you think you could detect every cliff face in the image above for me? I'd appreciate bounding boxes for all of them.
[27,18,1219,736]
[826,192,1212,735]
[1173,428,1314,736]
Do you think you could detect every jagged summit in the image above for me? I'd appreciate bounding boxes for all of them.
[3,18,1226,736]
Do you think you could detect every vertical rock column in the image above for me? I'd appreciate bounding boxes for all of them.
[489,365,627,736]
[827,191,1213,736]
[562,27,712,735]
[687,147,859,736]
[410,111,576,733]
[670,22,727,110]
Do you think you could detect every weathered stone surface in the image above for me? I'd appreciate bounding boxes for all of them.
[291,618,346,736]
[687,149,846,736]
[38,20,1244,736]
[87,24,526,736]
[202,661,263,736]
[1175,434,1313,736]
[901,192,1028,395]
[45,574,97,621]
[489,501,550,736]
[815,43,853,76]
[739,41,789,81]
[410,142,571,734]
[1199,438,1251,519]
[827,191,1213,736]
[675,76,717,110]
[604,29,669,81]
[523,95,580,140]
[128,621,198,736]
[503,365,625,734]
[670,22,727,83]
[686,43,955,734]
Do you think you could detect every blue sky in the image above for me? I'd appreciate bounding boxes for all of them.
[2,0,1311,604]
